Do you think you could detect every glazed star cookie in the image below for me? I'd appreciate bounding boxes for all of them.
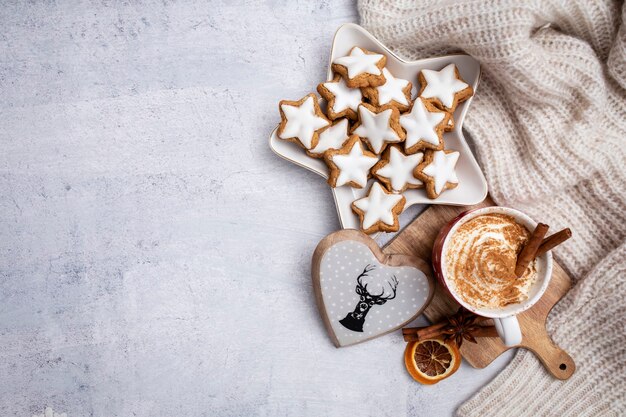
[307,118,350,158]
[332,47,386,88]
[352,182,406,234]
[324,135,378,188]
[278,93,330,149]
[372,145,423,193]
[400,97,450,153]
[351,103,405,155]
[317,75,363,120]
[361,67,412,112]
[414,150,460,199]
[418,63,473,113]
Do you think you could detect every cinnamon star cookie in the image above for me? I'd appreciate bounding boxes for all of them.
[278,93,330,149]
[317,75,363,120]
[351,103,405,155]
[418,63,473,113]
[372,145,423,193]
[332,47,386,88]
[400,98,449,153]
[414,149,460,199]
[324,135,378,188]
[362,67,412,112]
[307,118,351,158]
[352,182,406,234]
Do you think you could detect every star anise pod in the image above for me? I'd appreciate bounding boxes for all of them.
[441,307,483,347]
[402,308,497,346]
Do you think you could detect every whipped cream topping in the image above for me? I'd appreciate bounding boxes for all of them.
[445,213,537,309]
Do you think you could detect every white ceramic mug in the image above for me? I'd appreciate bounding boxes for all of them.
[432,206,553,346]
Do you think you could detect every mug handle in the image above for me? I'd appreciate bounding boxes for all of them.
[493,316,522,346]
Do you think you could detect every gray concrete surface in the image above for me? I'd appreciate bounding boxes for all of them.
[0,1,514,416]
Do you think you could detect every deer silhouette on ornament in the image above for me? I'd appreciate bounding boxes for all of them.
[340,264,399,332]
[312,230,434,347]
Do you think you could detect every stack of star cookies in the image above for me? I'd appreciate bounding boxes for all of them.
[277,46,473,234]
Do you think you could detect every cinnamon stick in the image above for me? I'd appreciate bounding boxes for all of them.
[515,223,549,277]
[403,333,420,342]
[469,326,498,338]
[402,325,498,342]
[402,322,447,341]
[535,228,572,257]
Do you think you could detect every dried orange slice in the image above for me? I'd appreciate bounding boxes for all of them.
[404,338,461,384]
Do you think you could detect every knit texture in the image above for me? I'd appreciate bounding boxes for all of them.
[358,0,626,415]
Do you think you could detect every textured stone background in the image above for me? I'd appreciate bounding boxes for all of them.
[0,1,513,416]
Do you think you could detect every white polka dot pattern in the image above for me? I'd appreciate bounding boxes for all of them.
[318,240,431,346]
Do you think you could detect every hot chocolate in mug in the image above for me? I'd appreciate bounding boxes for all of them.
[432,206,553,346]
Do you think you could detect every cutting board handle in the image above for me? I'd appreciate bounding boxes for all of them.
[384,198,576,378]
[525,327,576,380]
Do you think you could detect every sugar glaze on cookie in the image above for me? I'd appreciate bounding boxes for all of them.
[352,104,404,154]
[400,98,448,153]
[325,135,379,188]
[416,150,460,198]
[419,64,472,111]
[373,145,423,192]
[318,75,363,120]
[332,47,386,88]
[279,94,330,149]
[352,182,405,234]
[308,119,350,158]
[334,47,384,78]
[362,67,412,111]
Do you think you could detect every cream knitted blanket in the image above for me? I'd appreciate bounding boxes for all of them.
[358,0,626,415]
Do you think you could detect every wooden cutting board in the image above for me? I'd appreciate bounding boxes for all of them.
[383,197,576,380]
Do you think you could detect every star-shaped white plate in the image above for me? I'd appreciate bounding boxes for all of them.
[269,23,487,230]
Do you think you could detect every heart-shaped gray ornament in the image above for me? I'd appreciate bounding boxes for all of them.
[312,230,434,347]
